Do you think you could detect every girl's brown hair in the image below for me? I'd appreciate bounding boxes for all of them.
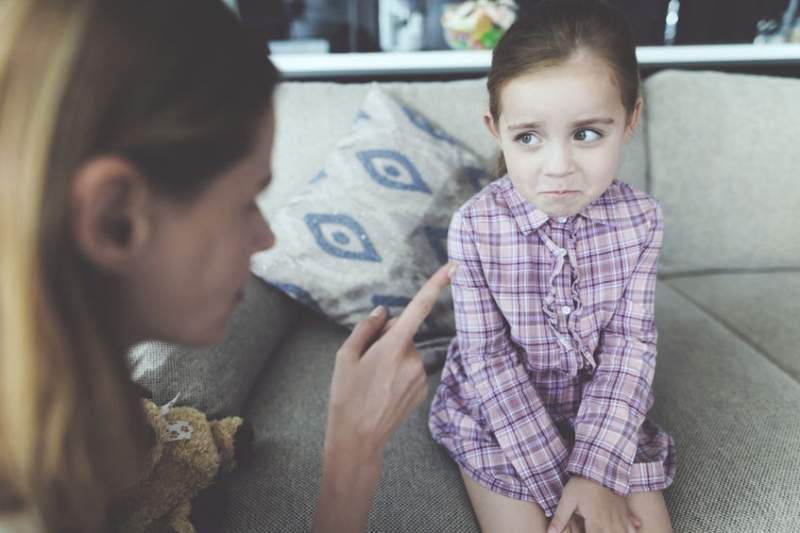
[0,0,279,530]
[487,0,641,177]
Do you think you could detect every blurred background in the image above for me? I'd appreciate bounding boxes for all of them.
[233,0,799,53]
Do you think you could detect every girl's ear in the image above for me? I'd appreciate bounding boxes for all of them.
[71,156,151,273]
[483,110,502,148]
[623,96,644,143]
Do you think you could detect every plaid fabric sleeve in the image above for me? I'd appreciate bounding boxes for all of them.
[450,211,570,514]
[567,205,664,496]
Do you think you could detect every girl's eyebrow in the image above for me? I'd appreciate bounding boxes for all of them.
[572,117,615,127]
[507,121,542,131]
[506,117,615,131]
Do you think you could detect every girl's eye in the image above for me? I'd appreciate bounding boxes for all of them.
[574,129,601,142]
[517,132,541,146]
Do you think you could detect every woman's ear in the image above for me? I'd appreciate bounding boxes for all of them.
[71,156,151,273]
[623,96,644,143]
[483,110,502,148]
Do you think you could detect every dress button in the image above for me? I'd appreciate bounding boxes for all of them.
[561,306,571,315]
[558,248,567,256]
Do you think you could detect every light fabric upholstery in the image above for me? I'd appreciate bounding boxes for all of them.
[651,284,800,532]
[129,277,299,418]
[663,271,800,382]
[645,70,800,274]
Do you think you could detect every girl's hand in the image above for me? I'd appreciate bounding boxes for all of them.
[312,262,456,533]
[548,476,641,533]
[564,514,586,533]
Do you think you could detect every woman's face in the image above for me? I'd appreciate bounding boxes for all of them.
[123,111,276,346]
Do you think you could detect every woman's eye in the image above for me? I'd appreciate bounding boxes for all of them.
[575,129,601,142]
[517,133,541,146]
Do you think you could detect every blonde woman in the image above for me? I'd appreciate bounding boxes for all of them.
[0,0,453,531]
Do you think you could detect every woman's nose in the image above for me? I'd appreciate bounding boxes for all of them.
[253,212,275,253]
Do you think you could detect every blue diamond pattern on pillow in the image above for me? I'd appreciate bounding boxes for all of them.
[356,149,431,194]
[310,169,326,183]
[423,226,449,265]
[304,213,382,262]
[464,166,490,191]
[400,104,458,146]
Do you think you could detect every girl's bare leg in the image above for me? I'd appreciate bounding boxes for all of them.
[626,491,672,533]
[460,470,550,533]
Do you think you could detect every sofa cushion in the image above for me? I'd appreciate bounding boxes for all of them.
[251,84,490,366]
[644,70,800,273]
[128,276,299,418]
[220,309,479,533]
[662,271,800,382]
[651,283,800,531]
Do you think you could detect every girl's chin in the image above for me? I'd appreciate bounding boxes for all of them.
[539,203,581,218]
[536,196,590,218]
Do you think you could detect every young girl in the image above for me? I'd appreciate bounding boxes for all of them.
[429,1,676,532]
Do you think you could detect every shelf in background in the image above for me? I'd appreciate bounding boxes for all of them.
[271,43,800,79]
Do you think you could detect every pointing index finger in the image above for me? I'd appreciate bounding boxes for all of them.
[383,262,457,347]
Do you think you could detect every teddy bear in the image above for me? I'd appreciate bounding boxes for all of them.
[109,393,255,533]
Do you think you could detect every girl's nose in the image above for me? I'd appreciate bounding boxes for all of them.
[543,142,576,177]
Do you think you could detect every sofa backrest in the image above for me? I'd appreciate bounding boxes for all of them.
[644,70,800,274]
[265,78,648,216]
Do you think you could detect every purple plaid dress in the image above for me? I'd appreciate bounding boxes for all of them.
[429,176,676,517]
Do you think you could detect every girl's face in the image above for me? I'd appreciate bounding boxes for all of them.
[123,112,276,346]
[485,51,641,218]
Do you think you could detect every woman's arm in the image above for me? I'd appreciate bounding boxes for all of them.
[311,263,454,533]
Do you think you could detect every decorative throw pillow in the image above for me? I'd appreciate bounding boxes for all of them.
[250,84,490,370]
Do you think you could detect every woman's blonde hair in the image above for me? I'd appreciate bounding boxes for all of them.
[0,0,278,529]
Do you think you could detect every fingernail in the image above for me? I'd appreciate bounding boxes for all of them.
[447,263,460,278]
[370,305,385,317]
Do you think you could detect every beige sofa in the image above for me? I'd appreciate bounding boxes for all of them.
[132,69,800,532]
